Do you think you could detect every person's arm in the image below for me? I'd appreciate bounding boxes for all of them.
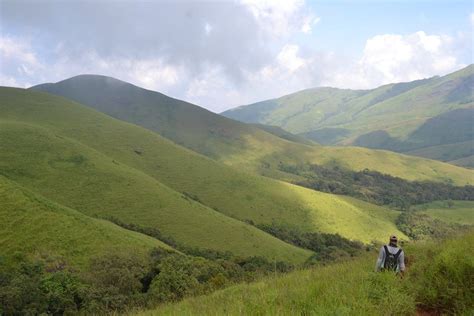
[398,250,405,272]
[375,246,385,272]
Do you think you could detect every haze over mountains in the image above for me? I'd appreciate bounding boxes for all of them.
[223,65,474,168]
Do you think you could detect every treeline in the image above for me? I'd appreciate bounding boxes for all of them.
[255,222,366,264]
[279,163,474,209]
[0,247,293,315]
[396,211,471,240]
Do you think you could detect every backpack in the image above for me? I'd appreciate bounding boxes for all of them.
[383,245,402,271]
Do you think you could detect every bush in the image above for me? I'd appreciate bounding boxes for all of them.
[281,162,474,208]
[406,235,474,313]
[0,254,85,315]
[256,223,364,264]
[82,252,148,311]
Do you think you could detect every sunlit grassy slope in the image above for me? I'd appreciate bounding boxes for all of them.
[0,175,171,268]
[416,201,474,226]
[1,87,406,249]
[0,121,311,264]
[223,65,474,165]
[30,74,474,186]
[140,232,474,316]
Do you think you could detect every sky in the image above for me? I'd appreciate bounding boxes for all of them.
[1,0,473,112]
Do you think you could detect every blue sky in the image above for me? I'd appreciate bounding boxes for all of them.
[303,1,473,57]
[1,0,472,112]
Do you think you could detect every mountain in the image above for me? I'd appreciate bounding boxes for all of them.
[30,74,474,185]
[222,65,474,165]
[1,87,413,264]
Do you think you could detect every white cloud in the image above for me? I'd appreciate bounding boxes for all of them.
[301,15,320,34]
[240,0,318,37]
[0,36,43,87]
[277,44,306,71]
[1,1,470,113]
[324,31,465,89]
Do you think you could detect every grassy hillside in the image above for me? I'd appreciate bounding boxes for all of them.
[406,140,474,162]
[30,74,474,186]
[450,155,474,169]
[416,201,474,226]
[0,121,313,263]
[1,87,416,260]
[223,65,474,164]
[0,175,171,268]
[1,88,322,263]
[140,232,474,315]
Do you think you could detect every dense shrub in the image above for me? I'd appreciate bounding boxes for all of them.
[0,254,85,315]
[256,223,365,264]
[279,163,474,209]
[81,252,148,311]
[406,235,474,313]
[396,211,469,240]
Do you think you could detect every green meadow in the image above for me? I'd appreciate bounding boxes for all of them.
[0,176,171,269]
[416,201,474,226]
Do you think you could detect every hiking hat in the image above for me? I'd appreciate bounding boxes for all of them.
[390,235,398,242]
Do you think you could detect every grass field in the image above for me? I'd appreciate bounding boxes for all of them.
[139,232,474,315]
[416,201,474,226]
[0,176,172,269]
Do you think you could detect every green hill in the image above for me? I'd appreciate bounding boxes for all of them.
[0,175,171,269]
[223,65,474,165]
[30,74,474,186]
[405,140,474,164]
[1,87,414,261]
[140,232,474,315]
[449,155,474,169]
[0,87,318,263]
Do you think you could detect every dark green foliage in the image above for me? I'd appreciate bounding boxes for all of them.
[82,253,148,311]
[0,254,85,315]
[282,163,474,209]
[0,244,296,314]
[396,211,469,240]
[256,223,364,264]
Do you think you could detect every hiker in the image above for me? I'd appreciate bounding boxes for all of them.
[375,235,405,274]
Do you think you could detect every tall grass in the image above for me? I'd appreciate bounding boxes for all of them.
[140,232,473,315]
